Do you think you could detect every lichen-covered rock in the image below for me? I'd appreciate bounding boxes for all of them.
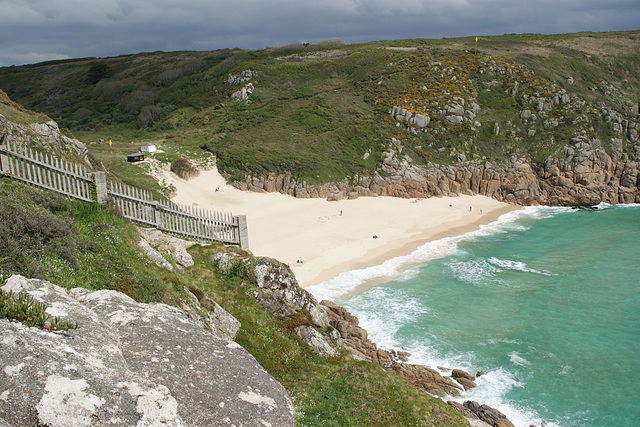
[139,236,173,271]
[295,325,339,358]
[178,286,241,341]
[0,275,294,427]
[237,256,330,328]
[137,227,195,268]
[210,252,241,275]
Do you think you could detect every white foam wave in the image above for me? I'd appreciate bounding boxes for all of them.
[594,201,640,209]
[509,351,532,367]
[307,235,461,301]
[615,202,640,209]
[447,258,501,285]
[488,257,557,276]
[452,367,552,427]
[479,338,520,346]
[309,206,573,301]
[558,365,573,375]
[594,202,611,209]
[343,287,431,347]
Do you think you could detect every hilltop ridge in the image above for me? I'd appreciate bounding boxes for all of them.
[0,31,638,207]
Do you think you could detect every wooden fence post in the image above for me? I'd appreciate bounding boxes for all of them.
[152,201,162,229]
[0,144,9,175]
[234,214,249,250]
[93,171,109,204]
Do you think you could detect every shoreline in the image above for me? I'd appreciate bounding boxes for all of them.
[147,161,521,289]
[308,204,517,289]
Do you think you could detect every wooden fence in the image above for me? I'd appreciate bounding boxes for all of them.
[0,142,248,249]
[0,140,93,202]
[107,181,246,246]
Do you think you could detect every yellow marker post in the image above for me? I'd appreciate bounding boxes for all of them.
[109,139,112,153]
[475,37,478,54]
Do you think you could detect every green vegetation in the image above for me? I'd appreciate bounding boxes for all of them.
[0,179,465,425]
[1,31,638,184]
[0,289,79,331]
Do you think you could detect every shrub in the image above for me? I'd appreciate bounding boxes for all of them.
[170,158,200,180]
[0,183,78,278]
[87,62,113,84]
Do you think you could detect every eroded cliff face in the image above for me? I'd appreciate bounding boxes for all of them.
[230,134,640,206]
[229,52,640,207]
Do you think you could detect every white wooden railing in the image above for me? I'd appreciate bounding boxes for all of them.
[0,142,248,249]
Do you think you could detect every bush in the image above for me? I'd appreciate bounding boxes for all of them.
[170,158,200,180]
[0,183,78,278]
[87,62,113,84]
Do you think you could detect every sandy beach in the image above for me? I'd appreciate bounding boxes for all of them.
[151,162,519,288]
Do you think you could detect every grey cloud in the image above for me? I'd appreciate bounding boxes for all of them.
[0,0,638,66]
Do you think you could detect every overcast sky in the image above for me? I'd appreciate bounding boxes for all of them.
[1,0,638,67]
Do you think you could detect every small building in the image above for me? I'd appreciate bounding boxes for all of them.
[127,153,145,163]
[140,144,157,153]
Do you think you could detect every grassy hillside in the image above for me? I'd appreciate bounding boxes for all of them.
[1,31,638,185]
[0,179,468,426]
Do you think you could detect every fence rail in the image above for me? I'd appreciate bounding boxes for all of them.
[108,181,245,246]
[0,140,93,202]
[0,142,248,248]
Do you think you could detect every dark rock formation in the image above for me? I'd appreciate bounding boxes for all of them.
[451,369,477,390]
[448,400,515,427]
[321,299,389,364]
[391,364,463,398]
[0,275,294,427]
[320,299,465,397]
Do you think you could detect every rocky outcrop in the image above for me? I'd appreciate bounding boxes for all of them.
[295,325,339,358]
[137,227,195,270]
[0,114,90,165]
[448,401,515,427]
[229,70,256,102]
[0,275,294,427]
[179,286,241,341]
[391,364,464,398]
[229,134,640,206]
[321,299,388,364]
[209,254,515,425]
[210,253,338,356]
[320,300,466,397]
[236,255,330,328]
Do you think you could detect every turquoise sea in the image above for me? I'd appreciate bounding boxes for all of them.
[308,204,640,427]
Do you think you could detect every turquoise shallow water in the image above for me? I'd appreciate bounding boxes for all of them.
[308,204,640,427]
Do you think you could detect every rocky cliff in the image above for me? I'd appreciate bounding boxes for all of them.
[231,132,640,206]
[0,275,294,427]
[211,253,514,426]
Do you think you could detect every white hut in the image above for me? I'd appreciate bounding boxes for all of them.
[140,144,157,153]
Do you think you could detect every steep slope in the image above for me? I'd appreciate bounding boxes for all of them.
[0,31,638,205]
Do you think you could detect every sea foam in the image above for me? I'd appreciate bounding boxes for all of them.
[308,207,558,301]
